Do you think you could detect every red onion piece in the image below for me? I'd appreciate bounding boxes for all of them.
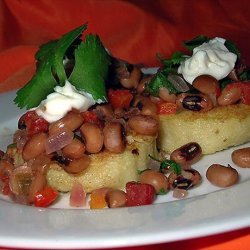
[9,165,32,195]
[167,74,190,92]
[45,128,74,155]
[70,182,86,207]
[173,188,188,199]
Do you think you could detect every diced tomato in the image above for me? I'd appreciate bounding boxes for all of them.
[2,181,10,196]
[19,110,39,127]
[225,82,250,105]
[81,110,102,127]
[126,181,156,207]
[19,111,49,136]
[156,102,177,115]
[28,117,49,136]
[34,186,58,207]
[108,89,133,109]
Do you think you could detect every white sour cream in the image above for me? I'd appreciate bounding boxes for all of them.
[35,80,95,122]
[178,37,237,84]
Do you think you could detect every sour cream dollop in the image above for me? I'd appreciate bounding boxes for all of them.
[36,80,95,122]
[178,37,237,84]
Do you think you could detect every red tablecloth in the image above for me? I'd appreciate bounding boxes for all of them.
[0,0,249,249]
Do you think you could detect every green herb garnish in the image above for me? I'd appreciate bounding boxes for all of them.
[159,159,182,175]
[69,34,110,102]
[225,39,241,59]
[149,155,182,175]
[14,23,110,109]
[183,35,209,52]
[146,70,179,96]
[158,51,186,68]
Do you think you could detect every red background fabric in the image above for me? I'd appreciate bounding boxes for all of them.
[0,0,249,249]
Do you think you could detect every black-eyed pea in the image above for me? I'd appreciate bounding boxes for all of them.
[217,87,242,106]
[62,138,85,159]
[80,123,103,153]
[128,115,159,136]
[192,75,220,96]
[168,169,201,190]
[106,189,127,208]
[22,133,48,161]
[176,93,213,112]
[120,66,141,89]
[231,147,250,168]
[206,164,239,187]
[49,111,84,135]
[64,155,91,174]
[159,87,177,103]
[103,122,125,153]
[139,169,169,194]
[170,142,202,167]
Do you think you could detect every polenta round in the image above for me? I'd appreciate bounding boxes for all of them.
[158,104,250,155]
[47,134,157,193]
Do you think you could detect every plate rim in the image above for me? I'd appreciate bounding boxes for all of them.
[0,90,249,249]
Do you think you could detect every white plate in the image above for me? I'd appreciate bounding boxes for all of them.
[0,90,250,249]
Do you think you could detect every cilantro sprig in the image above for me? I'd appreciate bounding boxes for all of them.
[146,34,242,97]
[14,24,110,109]
[149,155,182,175]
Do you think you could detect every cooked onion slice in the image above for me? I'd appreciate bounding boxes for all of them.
[167,74,190,92]
[45,128,74,154]
[9,165,32,195]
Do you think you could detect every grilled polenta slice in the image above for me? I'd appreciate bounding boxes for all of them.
[46,134,157,193]
[158,104,250,155]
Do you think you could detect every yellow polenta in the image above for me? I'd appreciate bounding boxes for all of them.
[158,104,250,155]
[47,133,157,193]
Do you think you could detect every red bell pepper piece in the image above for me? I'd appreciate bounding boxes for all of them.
[34,186,59,207]
[19,111,49,136]
[81,110,102,127]
[108,89,133,109]
[156,102,177,115]
[126,181,155,207]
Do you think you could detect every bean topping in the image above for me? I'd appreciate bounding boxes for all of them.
[192,75,220,96]
[206,164,239,187]
[103,122,125,153]
[128,115,159,136]
[170,142,202,167]
[22,133,48,161]
[177,93,213,112]
[168,169,201,190]
[139,169,169,194]
[49,111,84,135]
[62,138,86,159]
[159,87,177,103]
[217,86,242,106]
[64,155,91,174]
[120,66,141,89]
[80,123,103,153]
[106,189,127,208]
[231,147,250,168]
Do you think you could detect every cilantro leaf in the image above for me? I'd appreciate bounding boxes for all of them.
[159,51,186,67]
[14,60,58,109]
[225,39,241,59]
[14,24,110,109]
[69,34,110,102]
[14,24,87,109]
[183,35,209,51]
[53,24,87,85]
[146,70,179,96]
[160,160,182,175]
